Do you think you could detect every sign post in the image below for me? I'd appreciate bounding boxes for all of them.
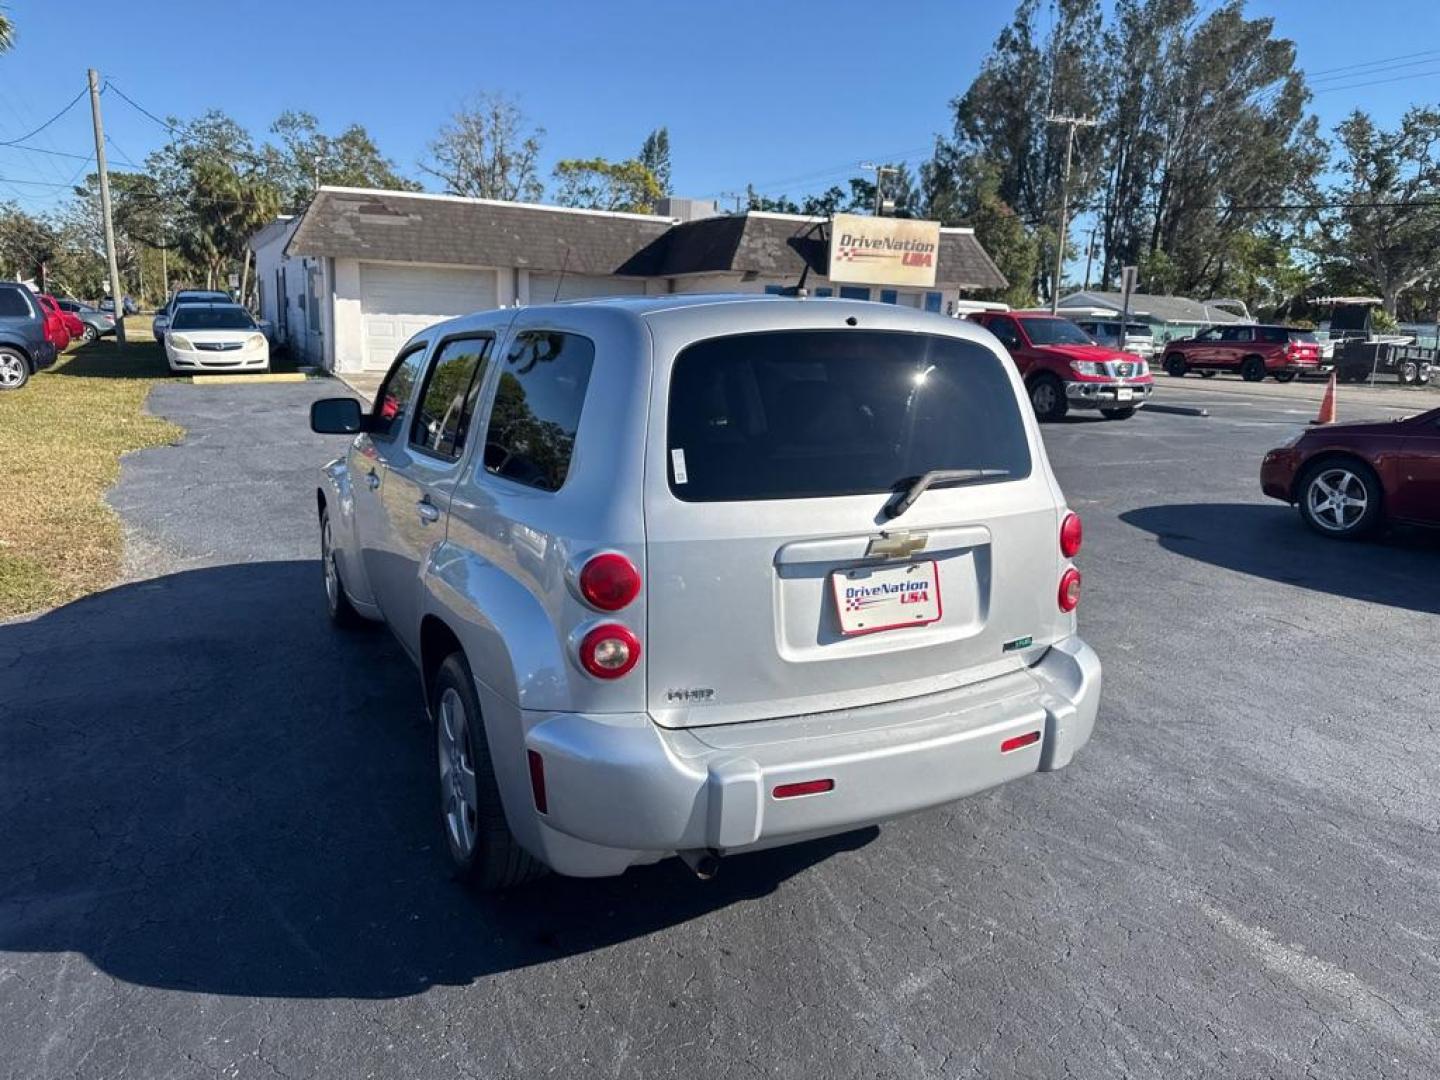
[1119,265,1138,353]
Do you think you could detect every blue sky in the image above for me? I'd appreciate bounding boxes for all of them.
[1,0,1438,219]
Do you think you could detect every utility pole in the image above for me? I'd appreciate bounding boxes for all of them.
[1082,226,1098,291]
[1046,115,1096,314]
[860,162,898,216]
[88,69,126,343]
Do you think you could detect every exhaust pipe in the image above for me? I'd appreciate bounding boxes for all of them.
[678,848,721,880]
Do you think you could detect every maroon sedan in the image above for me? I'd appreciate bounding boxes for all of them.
[1261,406,1440,538]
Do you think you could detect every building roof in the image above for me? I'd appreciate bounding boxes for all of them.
[283,188,1007,290]
[287,188,675,276]
[1059,290,1242,325]
[628,212,1006,290]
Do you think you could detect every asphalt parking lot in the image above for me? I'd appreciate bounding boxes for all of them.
[2,376,1438,1079]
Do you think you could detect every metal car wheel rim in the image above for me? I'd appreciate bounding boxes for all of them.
[83,326,97,343]
[1032,382,1058,413]
[437,689,479,859]
[1307,468,1368,531]
[0,354,23,386]
[321,517,340,610]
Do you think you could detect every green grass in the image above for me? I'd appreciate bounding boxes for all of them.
[0,318,183,619]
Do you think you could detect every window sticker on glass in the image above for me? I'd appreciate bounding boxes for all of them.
[671,448,689,484]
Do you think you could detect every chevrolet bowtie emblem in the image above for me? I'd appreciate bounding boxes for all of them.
[865,531,928,559]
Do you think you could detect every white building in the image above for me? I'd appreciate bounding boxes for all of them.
[249,187,1009,375]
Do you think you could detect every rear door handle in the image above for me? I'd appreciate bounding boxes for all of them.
[416,499,441,525]
[365,469,380,491]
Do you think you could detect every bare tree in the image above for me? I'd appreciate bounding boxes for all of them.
[422,93,545,202]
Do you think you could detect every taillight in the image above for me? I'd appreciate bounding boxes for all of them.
[578,552,641,611]
[1058,567,1081,612]
[578,623,641,679]
[1060,511,1083,557]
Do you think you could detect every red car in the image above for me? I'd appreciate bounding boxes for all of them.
[39,294,84,341]
[968,310,1155,421]
[36,293,71,352]
[1261,406,1440,538]
[1162,324,1322,383]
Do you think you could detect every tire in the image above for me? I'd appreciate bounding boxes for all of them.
[0,347,29,390]
[1241,356,1267,382]
[320,506,366,628]
[1199,370,1217,379]
[433,653,545,891]
[1273,371,1297,383]
[81,324,98,346]
[1163,353,1188,377]
[1296,458,1383,540]
[1398,361,1419,386]
[1028,374,1068,421]
[1100,406,1136,420]
[1418,367,1432,386]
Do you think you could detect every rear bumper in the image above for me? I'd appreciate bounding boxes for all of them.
[1065,379,1153,408]
[520,637,1101,876]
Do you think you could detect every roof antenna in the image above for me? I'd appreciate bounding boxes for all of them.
[552,244,571,302]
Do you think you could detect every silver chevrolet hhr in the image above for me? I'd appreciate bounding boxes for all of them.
[310,295,1101,889]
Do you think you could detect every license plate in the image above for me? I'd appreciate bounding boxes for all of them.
[1116,387,1134,401]
[832,560,942,636]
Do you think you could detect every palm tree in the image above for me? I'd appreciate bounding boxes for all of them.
[0,9,13,53]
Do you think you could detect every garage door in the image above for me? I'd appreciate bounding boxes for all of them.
[360,263,496,371]
[528,273,647,304]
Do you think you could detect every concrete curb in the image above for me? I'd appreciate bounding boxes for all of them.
[1146,403,1210,417]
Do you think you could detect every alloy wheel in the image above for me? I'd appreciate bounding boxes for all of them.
[321,516,339,611]
[1306,468,1368,532]
[0,353,25,388]
[1031,381,1058,414]
[437,689,479,860]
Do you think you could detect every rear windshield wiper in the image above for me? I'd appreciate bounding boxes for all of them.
[885,468,1012,519]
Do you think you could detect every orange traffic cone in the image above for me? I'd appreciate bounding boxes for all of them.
[1312,372,1337,425]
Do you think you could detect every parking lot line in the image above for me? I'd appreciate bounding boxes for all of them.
[190,373,310,385]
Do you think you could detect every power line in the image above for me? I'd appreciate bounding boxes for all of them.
[102,80,178,134]
[1312,67,1440,95]
[0,143,94,162]
[0,84,89,147]
[0,175,79,189]
[1304,48,1440,80]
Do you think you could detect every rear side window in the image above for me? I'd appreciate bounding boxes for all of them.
[371,344,428,440]
[0,287,32,318]
[482,331,594,492]
[410,335,493,459]
[1288,330,1317,343]
[1259,327,1288,344]
[667,330,1032,502]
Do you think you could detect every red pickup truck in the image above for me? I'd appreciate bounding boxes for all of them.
[968,310,1155,421]
[1161,324,1322,382]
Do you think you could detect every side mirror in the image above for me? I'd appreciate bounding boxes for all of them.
[310,397,365,435]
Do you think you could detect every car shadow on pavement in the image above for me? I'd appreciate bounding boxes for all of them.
[0,561,874,1000]
[1121,502,1440,614]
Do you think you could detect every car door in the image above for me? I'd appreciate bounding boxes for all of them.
[1217,326,1251,369]
[1188,327,1222,367]
[376,332,496,656]
[984,315,1033,376]
[353,341,430,622]
[1391,414,1440,525]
